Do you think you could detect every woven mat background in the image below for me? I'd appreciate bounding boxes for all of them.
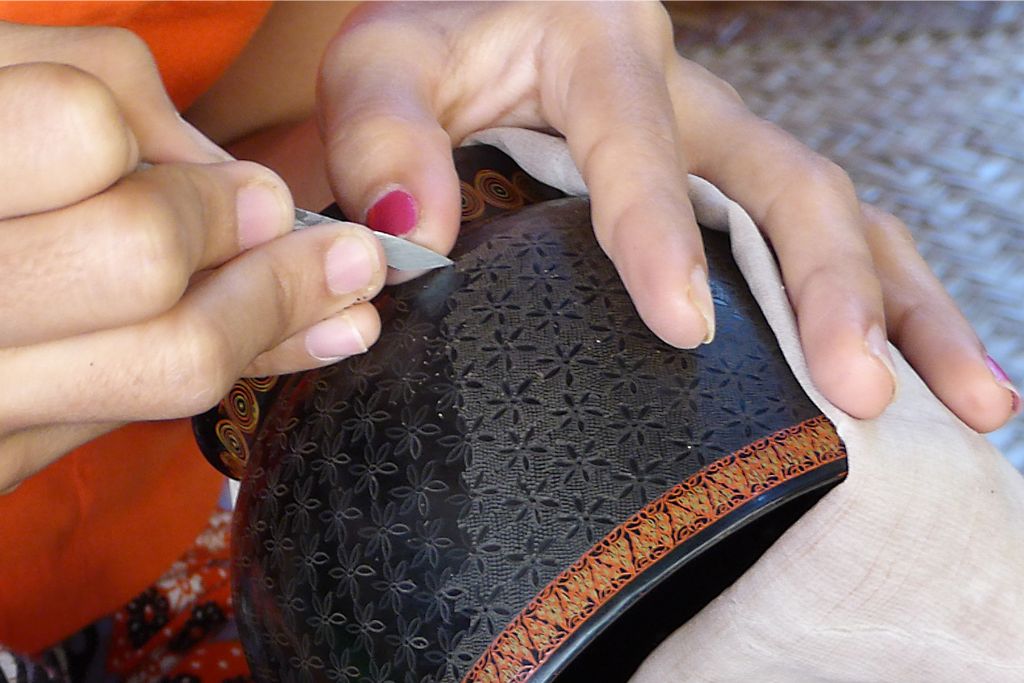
[668,1,1024,469]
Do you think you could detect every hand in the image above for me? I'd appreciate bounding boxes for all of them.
[0,23,387,491]
[315,2,1019,432]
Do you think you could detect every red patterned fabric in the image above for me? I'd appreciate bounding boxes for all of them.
[107,511,250,682]
[0,510,251,683]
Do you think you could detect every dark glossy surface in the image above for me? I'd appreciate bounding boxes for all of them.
[195,146,846,682]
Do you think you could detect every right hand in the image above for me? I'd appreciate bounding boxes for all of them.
[0,22,386,492]
[318,2,1019,433]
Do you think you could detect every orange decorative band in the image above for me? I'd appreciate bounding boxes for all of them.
[213,375,278,479]
[463,415,845,682]
[474,169,525,210]
[461,181,487,221]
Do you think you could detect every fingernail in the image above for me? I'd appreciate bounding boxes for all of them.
[866,324,899,400]
[305,315,368,362]
[326,234,379,294]
[179,116,234,162]
[237,182,288,249]
[688,266,716,344]
[366,188,418,236]
[986,355,1021,415]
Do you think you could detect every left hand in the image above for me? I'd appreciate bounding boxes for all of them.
[314,1,1019,432]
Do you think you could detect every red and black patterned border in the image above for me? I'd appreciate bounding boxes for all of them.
[464,415,845,682]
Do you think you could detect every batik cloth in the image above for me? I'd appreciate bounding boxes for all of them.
[0,509,250,683]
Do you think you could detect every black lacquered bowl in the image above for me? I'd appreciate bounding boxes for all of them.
[194,146,846,682]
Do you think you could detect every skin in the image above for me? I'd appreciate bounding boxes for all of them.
[201,8,1024,678]
[199,2,1018,430]
[0,3,1019,672]
[0,21,387,488]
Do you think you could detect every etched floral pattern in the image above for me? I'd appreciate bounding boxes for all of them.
[217,146,844,682]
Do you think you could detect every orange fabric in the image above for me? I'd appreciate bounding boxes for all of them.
[105,510,246,679]
[0,422,225,654]
[0,1,271,653]
[0,1,273,110]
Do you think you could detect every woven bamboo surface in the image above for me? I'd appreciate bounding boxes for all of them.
[668,2,1024,468]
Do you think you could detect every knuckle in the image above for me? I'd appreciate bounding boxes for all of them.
[581,126,673,181]
[632,1,674,42]
[11,63,132,167]
[797,263,840,295]
[709,75,744,107]
[569,3,674,69]
[257,252,299,340]
[793,260,877,308]
[80,27,165,100]
[328,110,438,156]
[15,61,108,103]
[170,314,239,414]
[113,184,192,314]
[92,26,152,60]
[800,156,857,201]
[863,204,915,244]
[587,0,667,36]
[671,57,746,109]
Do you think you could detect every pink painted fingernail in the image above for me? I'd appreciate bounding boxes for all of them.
[326,234,378,294]
[237,182,288,249]
[986,355,1021,415]
[366,189,417,236]
[305,316,368,362]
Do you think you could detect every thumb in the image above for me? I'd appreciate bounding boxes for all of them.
[317,20,461,259]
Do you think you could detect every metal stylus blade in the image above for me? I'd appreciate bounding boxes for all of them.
[294,208,453,271]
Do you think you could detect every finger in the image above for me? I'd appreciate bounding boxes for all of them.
[862,204,1020,431]
[244,302,382,377]
[0,422,119,494]
[318,10,461,257]
[0,62,139,218]
[0,224,386,430]
[669,60,896,417]
[0,160,293,347]
[547,6,713,348]
[0,23,231,164]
